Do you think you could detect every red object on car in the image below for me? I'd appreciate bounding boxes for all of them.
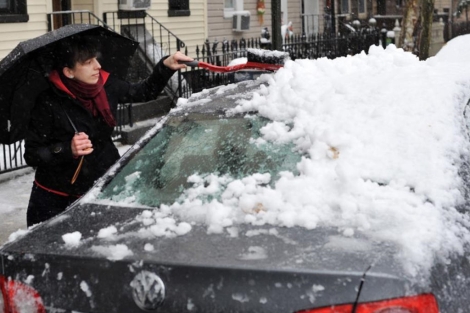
[0,275,46,313]
[296,294,439,313]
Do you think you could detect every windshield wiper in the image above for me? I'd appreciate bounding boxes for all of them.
[351,264,372,313]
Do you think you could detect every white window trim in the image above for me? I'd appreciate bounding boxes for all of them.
[340,0,350,14]
[224,0,244,18]
[281,0,287,24]
[358,0,367,14]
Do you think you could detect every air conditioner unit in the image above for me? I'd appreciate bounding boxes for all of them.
[232,11,250,32]
[118,0,151,11]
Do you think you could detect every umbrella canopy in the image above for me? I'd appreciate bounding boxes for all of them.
[0,24,138,144]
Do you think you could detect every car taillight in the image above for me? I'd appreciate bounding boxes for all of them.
[296,294,438,313]
[0,275,46,313]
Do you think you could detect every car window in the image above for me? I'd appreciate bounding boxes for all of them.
[97,114,301,207]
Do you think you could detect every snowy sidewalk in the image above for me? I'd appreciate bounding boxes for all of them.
[0,143,131,246]
[0,168,34,245]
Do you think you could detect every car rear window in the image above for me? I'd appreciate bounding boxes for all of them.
[97,114,301,207]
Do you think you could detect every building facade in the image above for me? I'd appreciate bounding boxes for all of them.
[0,0,205,60]
[0,0,464,61]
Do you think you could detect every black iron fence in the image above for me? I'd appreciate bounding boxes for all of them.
[177,29,381,98]
[0,141,26,174]
[452,20,470,38]
[284,29,381,59]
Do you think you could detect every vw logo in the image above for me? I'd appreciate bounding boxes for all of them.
[130,270,166,310]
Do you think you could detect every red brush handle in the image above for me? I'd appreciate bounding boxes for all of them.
[179,61,282,73]
[244,62,283,71]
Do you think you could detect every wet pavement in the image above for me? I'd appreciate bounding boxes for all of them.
[0,145,130,246]
[0,168,32,246]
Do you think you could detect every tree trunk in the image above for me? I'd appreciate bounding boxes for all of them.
[400,0,435,60]
[400,0,419,52]
[419,0,435,60]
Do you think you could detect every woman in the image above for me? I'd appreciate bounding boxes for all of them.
[24,37,192,226]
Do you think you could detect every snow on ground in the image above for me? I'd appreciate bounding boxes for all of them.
[0,168,33,245]
[0,143,131,245]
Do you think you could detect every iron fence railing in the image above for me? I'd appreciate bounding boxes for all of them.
[452,20,470,38]
[0,141,27,174]
[177,29,381,98]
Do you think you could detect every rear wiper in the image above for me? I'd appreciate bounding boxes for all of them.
[351,264,372,313]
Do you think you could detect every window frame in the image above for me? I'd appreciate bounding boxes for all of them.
[377,0,386,15]
[340,0,349,14]
[358,0,365,14]
[168,0,190,17]
[0,0,29,23]
[224,0,244,18]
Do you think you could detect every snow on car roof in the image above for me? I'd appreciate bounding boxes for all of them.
[80,37,470,279]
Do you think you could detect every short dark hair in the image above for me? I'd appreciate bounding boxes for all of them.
[55,36,101,70]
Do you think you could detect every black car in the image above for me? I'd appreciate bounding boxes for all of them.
[2,48,470,312]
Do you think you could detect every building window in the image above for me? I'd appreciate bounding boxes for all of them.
[168,0,190,17]
[224,0,244,18]
[225,0,234,9]
[0,0,28,23]
[377,0,386,15]
[358,0,365,13]
[341,0,349,13]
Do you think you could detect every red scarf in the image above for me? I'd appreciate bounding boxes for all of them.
[49,70,116,127]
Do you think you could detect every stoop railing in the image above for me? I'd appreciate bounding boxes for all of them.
[102,10,189,142]
[103,10,188,100]
[47,10,107,31]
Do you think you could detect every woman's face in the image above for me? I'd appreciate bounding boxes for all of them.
[64,57,102,85]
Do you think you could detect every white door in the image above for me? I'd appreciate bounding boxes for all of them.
[281,0,288,25]
[303,0,320,34]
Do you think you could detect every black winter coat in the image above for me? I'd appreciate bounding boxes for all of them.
[24,58,175,196]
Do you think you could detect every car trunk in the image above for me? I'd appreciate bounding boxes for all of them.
[1,203,417,313]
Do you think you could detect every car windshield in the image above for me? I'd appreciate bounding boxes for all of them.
[97,113,301,207]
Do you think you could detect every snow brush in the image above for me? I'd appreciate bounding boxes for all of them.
[179,48,289,73]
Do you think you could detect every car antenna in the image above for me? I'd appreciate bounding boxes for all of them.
[351,264,372,313]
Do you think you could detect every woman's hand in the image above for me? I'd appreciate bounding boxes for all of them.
[163,51,193,70]
[71,132,93,157]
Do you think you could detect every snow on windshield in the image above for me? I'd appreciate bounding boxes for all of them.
[82,36,470,278]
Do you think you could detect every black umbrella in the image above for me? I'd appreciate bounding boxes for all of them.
[0,24,138,144]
